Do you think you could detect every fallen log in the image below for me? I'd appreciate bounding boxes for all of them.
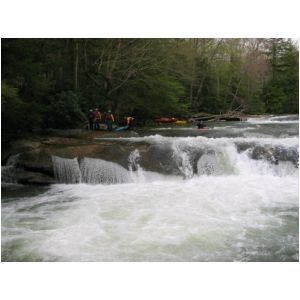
[190,110,247,122]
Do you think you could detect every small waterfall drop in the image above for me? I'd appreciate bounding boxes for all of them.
[80,157,132,184]
[197,154,220,176]
[52,156,81,184]
[172,144,194,179]
[1,154,20,183]
[177,151,194,179]
[128,149,140,172]
[197,146,237,176]
[128,149,145,182]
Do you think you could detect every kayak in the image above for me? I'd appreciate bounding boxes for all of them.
[198,127,209,130]
[114,126,129,132]
[154,118,178,123]
[174,120,187,125]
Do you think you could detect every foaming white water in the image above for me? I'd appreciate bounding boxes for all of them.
[249,120,298,124]
[247,115,299,124]
[95,135,298,179]
[193,145,298,177]
[128,149,147,183]
[52,156,81,183]
[2,148,298,261]
[1,173,298,262]
[211,126,255,132]
[2,119,298,262]
[96,134,299,148]
[172,143,194,179]
[236,150,298,177]
[197,150,236,176]
[80,157,131,184]
[1,154,20,183]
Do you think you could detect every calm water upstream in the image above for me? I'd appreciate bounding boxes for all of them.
[1,115,299,261]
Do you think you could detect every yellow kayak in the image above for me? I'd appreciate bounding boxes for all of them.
[174,120,187,125]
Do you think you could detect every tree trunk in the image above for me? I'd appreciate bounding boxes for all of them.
[74,40,79,91]
[58,48,63,89]
[189,82,193,106]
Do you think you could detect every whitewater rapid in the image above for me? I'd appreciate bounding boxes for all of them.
[2,174,298,261]
[1,115,299,261]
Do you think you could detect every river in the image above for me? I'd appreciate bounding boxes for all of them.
[1,115,299,261]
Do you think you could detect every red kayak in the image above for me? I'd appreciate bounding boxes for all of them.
[198,127,209,130]
[154,117,178,123]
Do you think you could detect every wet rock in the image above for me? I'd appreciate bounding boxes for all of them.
[251,145,298,166]
[20,149,54,175]
[2,139,42,163]
[16,170,56,185]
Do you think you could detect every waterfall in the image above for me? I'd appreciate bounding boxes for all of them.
[197,154,220,176]
[176,151,194,179]
[1,154,20,183]
[172,144,194,179]
[128,149,146,182]
[52,156,133,185]
[197,147,237,176]
[52,156,81,184]
[80,157,132,184]
[51,136,298,184]
[128,149,140,172]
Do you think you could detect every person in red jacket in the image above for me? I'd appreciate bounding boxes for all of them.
[94,108,102,130]
[105,110,114,131]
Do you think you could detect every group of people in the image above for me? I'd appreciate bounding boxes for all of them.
[87,108,115,131]
[87,108,135,132]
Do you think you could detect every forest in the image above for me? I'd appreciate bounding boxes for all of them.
[1,38,299,139]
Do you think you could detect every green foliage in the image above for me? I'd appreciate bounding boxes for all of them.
[262,39,299,114]
[45,91,85,129]
[1,81,18,100]
[1,38,298,139]
[115,74,187,124]
[2,81,24,133]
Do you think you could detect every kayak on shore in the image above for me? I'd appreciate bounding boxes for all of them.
[154,117,178,123]
[174,120,187,125]
[114,126,129,132]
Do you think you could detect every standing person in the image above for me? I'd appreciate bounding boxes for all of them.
[87,109,95,130]
[105,110,114,131]
[94,108,102,130]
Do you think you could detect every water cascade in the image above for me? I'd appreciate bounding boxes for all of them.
[128,149,146,182]
[52,135,299,184]
[1,154,20,183]
[2,116,299,262]
[52,156,81,184]
[80,157,131,184]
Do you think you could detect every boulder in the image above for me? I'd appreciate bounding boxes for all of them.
[2,139,42,163]
[16,169,56,185]
[2,130,181,184]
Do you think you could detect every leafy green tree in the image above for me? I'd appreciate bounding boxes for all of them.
[262,39,299,114]
[1,38,298,141]
[44,91,85,129]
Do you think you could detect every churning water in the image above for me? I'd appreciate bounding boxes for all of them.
[1,115,299,261]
